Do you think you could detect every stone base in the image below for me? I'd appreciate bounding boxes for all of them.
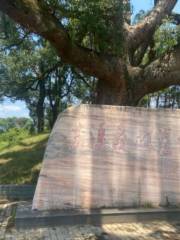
[15,202,180,229]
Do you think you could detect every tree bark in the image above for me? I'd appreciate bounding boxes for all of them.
[51,100,60,126]
[95,80,125,105]
[37,79,45,133]
[47,73,62,128]
[127,0,177,52]
[95,78,139,106]
[156,94,160,108]
[49,96,60,128]
[142,47,180,94]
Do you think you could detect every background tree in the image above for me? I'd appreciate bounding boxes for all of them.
[0,15,94,131]
[0,117,33,132]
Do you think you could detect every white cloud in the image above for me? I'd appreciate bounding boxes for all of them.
[0,100,29,118]
[0,105,22,112]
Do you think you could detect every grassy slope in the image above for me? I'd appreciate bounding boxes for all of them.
[0,133,49,184]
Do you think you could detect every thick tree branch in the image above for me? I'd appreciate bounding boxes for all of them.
[171,12,180,24]
[131,42,149,66]
[127,0,177,51]
[142,47,180,94]
[0,0,120,82]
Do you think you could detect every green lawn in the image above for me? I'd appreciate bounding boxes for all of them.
[0,133,49,184]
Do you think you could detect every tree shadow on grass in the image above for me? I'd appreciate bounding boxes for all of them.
[0,137,48,184]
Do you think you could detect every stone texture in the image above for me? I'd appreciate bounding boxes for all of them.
[33,105,180,210]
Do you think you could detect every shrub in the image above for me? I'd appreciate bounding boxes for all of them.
[0,128,30,147]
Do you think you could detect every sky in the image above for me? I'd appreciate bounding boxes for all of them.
[0,0,180,118]
[0,98,29,118]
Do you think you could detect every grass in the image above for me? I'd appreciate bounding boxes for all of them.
[0,133,49,184]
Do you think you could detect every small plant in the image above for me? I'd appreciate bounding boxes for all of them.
[0,127,30,148]
[142,202,154,209]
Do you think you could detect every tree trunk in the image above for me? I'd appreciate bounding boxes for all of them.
[95,79,139,106]
[49,98,60,128]
[37,80,45,133]
[163,93,168,108]
[37,103,44,133]
[48,95,60,129]
[51,103,59,127]
[156,94,160,108]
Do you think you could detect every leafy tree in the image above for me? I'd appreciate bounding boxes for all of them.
[0,0,180,107]
[136,9,180,109]
[0,16,94,130]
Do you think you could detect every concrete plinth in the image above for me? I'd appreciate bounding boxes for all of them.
[15,202,180,229]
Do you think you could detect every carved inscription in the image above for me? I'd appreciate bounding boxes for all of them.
[67,123,175,156]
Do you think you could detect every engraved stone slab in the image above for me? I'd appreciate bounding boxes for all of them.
[33,105,180,210]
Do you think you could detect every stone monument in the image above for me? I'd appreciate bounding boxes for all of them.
[33,105,180,211]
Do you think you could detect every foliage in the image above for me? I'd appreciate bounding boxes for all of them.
[70,0,124,54]
[0,14,95,131]
[47,0,125,55]
[133,11,180,108]
[0,117,33,132]
[139,86,180,109]
[0,133,49,184]
[154,19,179,57]
[0,128,30,149]
[0,117,35,151]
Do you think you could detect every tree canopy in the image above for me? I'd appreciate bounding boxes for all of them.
[0,0,179,112]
